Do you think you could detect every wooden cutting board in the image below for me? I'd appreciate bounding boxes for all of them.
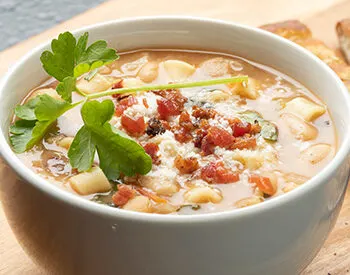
[1,0,350,274]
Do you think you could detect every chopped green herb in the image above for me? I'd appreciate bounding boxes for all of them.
[239,111,278,141]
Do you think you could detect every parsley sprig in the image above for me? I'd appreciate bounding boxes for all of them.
[9,31,248,180]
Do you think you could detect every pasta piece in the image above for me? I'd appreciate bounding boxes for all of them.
[230,150,265,170]
[122,196,152,213]
[282,182,298,193]
[205,89,229,102]
[163,60,195,81]
[152,203,179,214]
[76,73,113,94]
[184,186,222,204]
[200,57,229,77]
[139,174,179,196]
[284,97,326,121]
[57,137,74,149]
[235,196,263,208]
[98,65,112,75]
[69,166,111,195]
[122,77,145,88]
[27,88,62,101]
[300,144,332,164]
[138,62,159,83]
[121,55,148,75]
[229,78,260,99]
[281,113,318,141]
[283,172,309,185]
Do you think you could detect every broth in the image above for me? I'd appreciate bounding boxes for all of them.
[14,49,336,214]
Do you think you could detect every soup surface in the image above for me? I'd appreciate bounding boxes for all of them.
[15,49,336,214]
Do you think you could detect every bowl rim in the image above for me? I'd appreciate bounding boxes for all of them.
[1,15,350,224]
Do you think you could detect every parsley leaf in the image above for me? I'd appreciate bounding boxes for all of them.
[40,32,76,82]
[74,39,119,77]
[10,95,77,153]
[68,100,152,180]
[56,76,76,102]
[40,31,118,102]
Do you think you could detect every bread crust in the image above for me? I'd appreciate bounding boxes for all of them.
[260,20,350,82]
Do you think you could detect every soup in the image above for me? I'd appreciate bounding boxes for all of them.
[12,48,336,215]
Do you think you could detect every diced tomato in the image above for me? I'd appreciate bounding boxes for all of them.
[155,89,187,119]
[157,98,182,119]
[230,118,252,137]
[248,174,276,196]
[112,184,135,206]
[208,126,235,147]
[142,98,149,108]
[143,142,160,164]
[121,115,146,136]
[200,126,235,155]
[200,162,240,184]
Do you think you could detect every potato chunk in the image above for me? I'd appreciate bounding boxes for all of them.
[184,186,222,203]
[229,78,260,99]
[69,167,111,195]
[123,196,152,213]
[300,144,332,164]
[138,62,159,83]
[284,97,326,121]
[200,57,229,77]
[27,88,62,101]
[76,73,113,94]
[163,60,195,81]
[281,113,318,141]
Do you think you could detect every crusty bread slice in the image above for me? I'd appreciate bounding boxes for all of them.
[260,20,350,83]
[336,19,350,64]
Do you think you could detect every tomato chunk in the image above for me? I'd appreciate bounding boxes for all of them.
[248,174,276,196]
[201,126,235,155]
[200,162,240,184]
[112,185,135,206]
[121,115,146,136]
[230,118,252,137]
[157,98,182,119]
[155,89,187,119]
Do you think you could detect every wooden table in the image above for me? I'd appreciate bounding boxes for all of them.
[1,0,350,274]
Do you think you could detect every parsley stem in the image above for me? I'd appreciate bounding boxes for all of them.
[86,76,248,100]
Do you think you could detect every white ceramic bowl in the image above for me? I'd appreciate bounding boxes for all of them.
[1,17,350,275]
